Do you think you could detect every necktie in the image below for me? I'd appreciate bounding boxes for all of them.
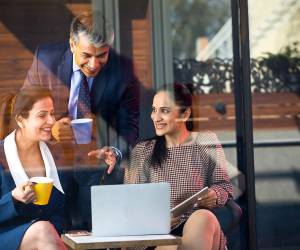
[77,72,91,118]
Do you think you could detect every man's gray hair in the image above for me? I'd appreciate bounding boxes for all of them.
[70,11,114,47]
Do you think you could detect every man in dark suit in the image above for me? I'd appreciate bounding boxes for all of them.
[24,11,140,230]
[24,11,139,156]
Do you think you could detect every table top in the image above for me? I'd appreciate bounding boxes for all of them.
[62,233,181,250]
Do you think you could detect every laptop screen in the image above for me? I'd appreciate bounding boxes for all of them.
[91,183,171,236]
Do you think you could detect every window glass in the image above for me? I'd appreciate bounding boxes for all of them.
[249,0,300,248]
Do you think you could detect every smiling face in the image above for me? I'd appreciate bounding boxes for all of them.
[151,91,190,137]
[70,33,110,78]
[17,97,56,142]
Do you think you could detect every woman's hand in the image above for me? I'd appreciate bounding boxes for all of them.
[197,188,217,209]
[88,146,117,174]
[171,215,181,228]
[11,182,36,204]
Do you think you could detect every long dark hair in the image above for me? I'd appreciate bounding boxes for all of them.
[150,82,193,166]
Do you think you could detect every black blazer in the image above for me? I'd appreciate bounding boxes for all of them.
[24,42,140,147]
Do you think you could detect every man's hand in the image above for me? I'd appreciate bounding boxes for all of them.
[51,117,73,142]
[11,182,36,204]
[88,146,117,174]
[197,188,217,209]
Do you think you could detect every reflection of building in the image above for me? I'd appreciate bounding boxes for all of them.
[198,0,300,60]
[249,0,300,57]
[196,18,232,61]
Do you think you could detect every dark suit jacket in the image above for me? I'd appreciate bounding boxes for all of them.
[24,42,140,147]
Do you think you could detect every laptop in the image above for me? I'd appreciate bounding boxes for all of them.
[91,183,171,236]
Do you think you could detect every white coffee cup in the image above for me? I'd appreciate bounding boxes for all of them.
[71,118,93,144]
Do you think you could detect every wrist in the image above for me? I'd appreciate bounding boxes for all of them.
[110,146,122,163]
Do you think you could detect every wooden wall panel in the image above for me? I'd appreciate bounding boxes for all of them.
[119,0,153,89]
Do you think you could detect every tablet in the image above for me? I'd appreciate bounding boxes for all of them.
[171,187,209,217]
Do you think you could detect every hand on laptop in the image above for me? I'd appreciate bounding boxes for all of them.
[88,146,117,174]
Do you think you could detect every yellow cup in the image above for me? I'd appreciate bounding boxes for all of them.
[30,177,54,205]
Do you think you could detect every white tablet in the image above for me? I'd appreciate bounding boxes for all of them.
[171,187,209,217]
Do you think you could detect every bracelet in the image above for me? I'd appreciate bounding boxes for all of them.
[110,146,123,163]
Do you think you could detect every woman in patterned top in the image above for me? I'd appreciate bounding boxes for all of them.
[124,83,233,250]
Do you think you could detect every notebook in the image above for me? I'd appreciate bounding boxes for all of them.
[91,183,171,236]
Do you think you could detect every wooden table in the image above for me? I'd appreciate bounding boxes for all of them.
[62,234,181,250]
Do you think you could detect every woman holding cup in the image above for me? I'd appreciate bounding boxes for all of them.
[0,86,67,250]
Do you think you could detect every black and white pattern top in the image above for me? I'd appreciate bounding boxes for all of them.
[124,131,233,250]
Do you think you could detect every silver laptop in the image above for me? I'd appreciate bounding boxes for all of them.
[91,183,171,236]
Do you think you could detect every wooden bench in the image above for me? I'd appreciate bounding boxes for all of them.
[192,92,300,131]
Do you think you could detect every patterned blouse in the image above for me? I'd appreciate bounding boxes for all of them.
[124,131,233,250]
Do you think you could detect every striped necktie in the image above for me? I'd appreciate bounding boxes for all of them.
[77,72,91,118]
